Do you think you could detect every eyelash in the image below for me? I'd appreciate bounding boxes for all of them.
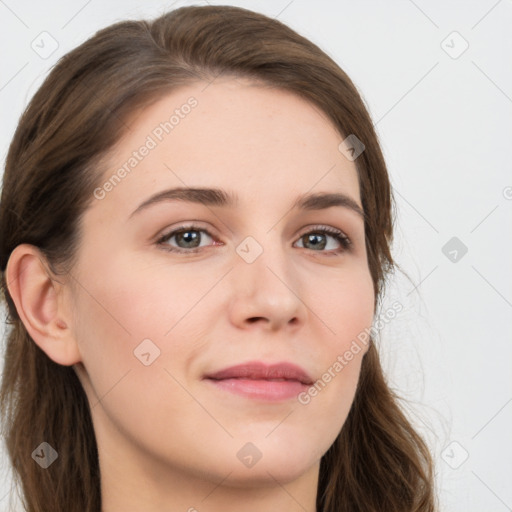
[156,223,352,255]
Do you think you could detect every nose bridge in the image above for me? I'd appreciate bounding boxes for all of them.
[236,229,289,288]
[229,228,305,327]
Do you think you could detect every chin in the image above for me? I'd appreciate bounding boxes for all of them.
[219,454,320,489]
[219,434,325,487]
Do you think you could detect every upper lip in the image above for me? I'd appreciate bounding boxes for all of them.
[204,361,314,385]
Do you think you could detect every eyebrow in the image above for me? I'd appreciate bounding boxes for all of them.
[128,187,365,220]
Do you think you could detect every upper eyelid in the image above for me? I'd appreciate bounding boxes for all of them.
[157,223,214,241]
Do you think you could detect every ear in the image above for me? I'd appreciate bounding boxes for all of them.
[5,244,81,366]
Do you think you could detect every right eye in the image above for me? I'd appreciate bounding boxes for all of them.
[156,224,219,254]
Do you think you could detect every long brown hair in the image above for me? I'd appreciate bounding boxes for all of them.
[0,5,436,511]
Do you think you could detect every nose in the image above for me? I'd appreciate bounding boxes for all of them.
[227,237,307,332]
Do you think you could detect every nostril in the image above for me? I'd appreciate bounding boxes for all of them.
[247,317,266,324]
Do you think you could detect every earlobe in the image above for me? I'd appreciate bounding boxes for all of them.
[5,244,82,366]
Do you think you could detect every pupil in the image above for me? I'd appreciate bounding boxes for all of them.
[178,231,199,248]
[306,234,326,250]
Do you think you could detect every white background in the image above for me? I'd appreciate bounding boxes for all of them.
[0,1,511,510]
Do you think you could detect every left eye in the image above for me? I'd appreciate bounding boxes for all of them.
[295,229,351,252]
[157,225,351,254]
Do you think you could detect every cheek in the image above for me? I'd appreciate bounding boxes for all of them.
[308,263,375,349]
[69,254,218,404]
[70,266,203,456]
[297,264,374,425]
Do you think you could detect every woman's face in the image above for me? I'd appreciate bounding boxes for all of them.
[68,77,375,488]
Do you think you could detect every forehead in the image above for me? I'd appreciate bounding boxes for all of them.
[93,78,361,218]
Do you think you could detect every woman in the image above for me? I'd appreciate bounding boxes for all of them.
[0,5,436,511]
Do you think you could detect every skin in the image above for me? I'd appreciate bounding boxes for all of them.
[7,77,375,511]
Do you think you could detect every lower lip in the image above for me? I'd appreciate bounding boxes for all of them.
[206,378,309,401]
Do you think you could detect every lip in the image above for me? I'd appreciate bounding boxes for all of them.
[203,361,314,401]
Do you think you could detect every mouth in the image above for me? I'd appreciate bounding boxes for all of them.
[203,361,315,401]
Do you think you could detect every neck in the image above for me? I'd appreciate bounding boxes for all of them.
[100,452,319,512]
